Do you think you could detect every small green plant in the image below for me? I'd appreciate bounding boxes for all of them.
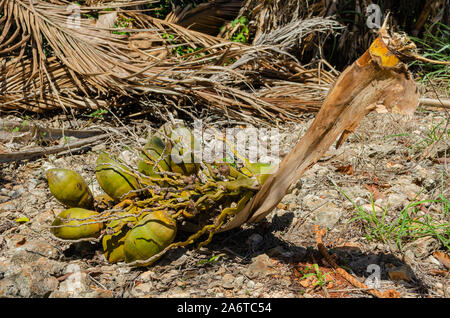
[162,33,203,57]
[336,184,450,251]
[222,157,237,168]
[10,116,30,132]
[384,117,449,156]
[88,109,109,120]
[299,264,330,288]
[62,135,71,145]
[196,253,225,266]
[113,16,134,35]
[230,16,249,43]
[409,22,450,86]
[413,119,449,151]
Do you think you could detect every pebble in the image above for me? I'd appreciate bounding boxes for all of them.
[246,254,274,279]
[131,282,153,296]
[426,255,442,266]
[314,209,341,228]
[247,280,255,289]
[138,271,153,282]
[385,193,409,211]
[360,203,384,215]
[404,236,441,259]
[234,276,245,287]
[222,273,235,289]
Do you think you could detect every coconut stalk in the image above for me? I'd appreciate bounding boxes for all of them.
[220,21,421,231]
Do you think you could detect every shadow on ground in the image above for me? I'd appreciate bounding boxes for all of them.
[60,210,428,297]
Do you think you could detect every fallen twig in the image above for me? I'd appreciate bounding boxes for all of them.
[0,133,109,163]
[419,98,450,109]
[314,225,400,298]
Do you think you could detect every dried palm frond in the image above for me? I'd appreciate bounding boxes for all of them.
[0,0,338,124]
[166,0,243,36]
[219,0,326,43]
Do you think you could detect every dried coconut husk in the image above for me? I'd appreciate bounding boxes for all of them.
[219,23,420,231]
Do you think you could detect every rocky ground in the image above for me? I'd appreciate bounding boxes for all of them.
[0,103,448,298]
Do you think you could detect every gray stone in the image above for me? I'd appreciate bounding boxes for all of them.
[314,209,341,228]
[392,177,423,199]
[57,272,91,297]
[131,282,153,297]
[246,254,274,278]
[222,273,235,289]
[404,236,441,259]
[386,193,409,211]
[23,240,60,260]
[0,260,60,297]
[234,276,245,287]
[360,203,384,216]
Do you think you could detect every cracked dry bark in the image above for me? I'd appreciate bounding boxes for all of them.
[221,26,420,232]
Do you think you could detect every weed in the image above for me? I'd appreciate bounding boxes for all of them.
[414,119,449,151]
[196,253,225,266]
[409,22,450,86]
[222,157,237,168]
[10,115,30,132]
[230,16,249,44]
[384,116,449,156]
[299,264,331,288]
[335,182,450,251]
[113,16,134,35]
[88,109,109,120]
[162,33,204,58]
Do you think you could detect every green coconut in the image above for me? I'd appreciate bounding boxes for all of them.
[138,134,172,178]
[51,208,103,240]
[123,210,177,266]
[46,168,94,209]
[95,152,140,201]
[102,208,139,263]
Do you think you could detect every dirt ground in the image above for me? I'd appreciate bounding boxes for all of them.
[0,101,448,298]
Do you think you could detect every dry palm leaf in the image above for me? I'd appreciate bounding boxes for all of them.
[220,22,421,231]
[166,0,243,36]
[0,0,338,124]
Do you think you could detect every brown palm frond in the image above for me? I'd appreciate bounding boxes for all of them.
[0,0,338,124]
[166,0,243,36]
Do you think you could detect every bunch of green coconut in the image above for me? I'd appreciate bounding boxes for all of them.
[46,123,275,267]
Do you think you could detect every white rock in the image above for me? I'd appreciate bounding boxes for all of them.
[314,209,341,228]
[386,193,409,211]
[131,282,153,296]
